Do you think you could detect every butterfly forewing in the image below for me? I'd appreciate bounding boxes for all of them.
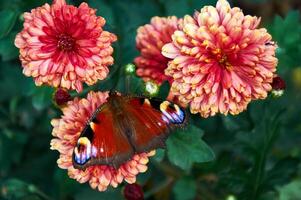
[72,104,134,170]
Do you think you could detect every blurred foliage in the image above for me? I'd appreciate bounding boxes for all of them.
[0,0,300,200]
[278,180,301,200]
[269,11,301,71]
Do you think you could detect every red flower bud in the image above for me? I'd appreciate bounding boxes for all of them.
[272,76,286,91]
[124,183,144,200]
[271,76,286,97]
[54,88,71,106]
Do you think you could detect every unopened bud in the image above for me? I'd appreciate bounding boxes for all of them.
[145,81,159,97]
[271,76,286,97]
[124,183,144,200]
[125,63,136,75]
[226,195,237,200]
[53,88,71,106]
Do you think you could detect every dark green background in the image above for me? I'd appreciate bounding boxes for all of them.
[0,0,301,199]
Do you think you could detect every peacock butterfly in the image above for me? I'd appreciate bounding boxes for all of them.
[72,91,187,170]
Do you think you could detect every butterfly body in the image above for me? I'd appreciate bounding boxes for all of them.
[73,92,186,170]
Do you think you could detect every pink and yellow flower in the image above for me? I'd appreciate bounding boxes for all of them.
[50,91,155,191]
[135,16,179,84]
[162,0,278,117]
[15,0,117,92]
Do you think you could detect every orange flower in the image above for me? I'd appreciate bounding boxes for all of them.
[135,16,179,84]
[50,91,155,191]
[162,0,278,117]
[15,0,116,92]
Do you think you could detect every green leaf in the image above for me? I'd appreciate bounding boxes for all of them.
[110,0,161,65]
[152,149,165,162]
[1,179,29,199]
[173,177,196,200]
[167,124,215,170]
[278,180,301,200]
[53,168,80,200]
[235,106,283,199]
[0,179,42,200]
[243,0,268,2]
[269,11,301,69]
[129,75,145,95]
[0,10,18,39]
[222,115,242,132]
[0,32,18,61]
[160,0,213,17]
[74,187,123,200]
[31,86,53,110]
[161,0,190,17]
[0,129,28,173]
[0,64,33,101]
[87,0,115,27]
[258,192,277,200]
[265,157,300,187]
[157,81,170,100]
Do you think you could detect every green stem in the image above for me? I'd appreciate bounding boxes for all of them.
[152,161,183,178]
[35,190,53,200]
[251,104,282,199]
[251,142,268,200]
[143,160,184,198]
[125,75,131,94]
[197,183,218,200]
[29,185,54,200]
[144,177,173,199]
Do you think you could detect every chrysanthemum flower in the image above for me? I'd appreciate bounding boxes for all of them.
[135,16,179,84]
[162,0,278,117]
[50,91,155,191]
[15,0,117,92]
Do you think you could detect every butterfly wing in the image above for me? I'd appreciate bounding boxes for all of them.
[72,104,134,170]
[123,97,187,153]
[72,93,187,170]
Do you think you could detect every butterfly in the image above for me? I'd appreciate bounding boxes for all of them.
[72,91,187,170]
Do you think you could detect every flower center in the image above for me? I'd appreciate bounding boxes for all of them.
[57,34,75,51]
[218,55,232,70]
[212,48,232,70]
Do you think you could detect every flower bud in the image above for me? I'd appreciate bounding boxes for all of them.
[226,194,237,200]
[124,183,144,200]
[125,63,136,75]
[145,81,159,97]
[271,76,286,97]
[53,88,71,106]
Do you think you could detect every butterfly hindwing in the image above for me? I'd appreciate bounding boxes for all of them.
[123,96,186,153]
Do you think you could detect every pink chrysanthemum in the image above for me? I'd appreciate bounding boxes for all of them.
[135,16,179,84]
[15,0,117,92]
[50,91,155,191]
[162,0,278,117]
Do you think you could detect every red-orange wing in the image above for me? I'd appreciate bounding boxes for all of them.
[72,95,187,170]
[123,97,187,153]
[72,104,134,170]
